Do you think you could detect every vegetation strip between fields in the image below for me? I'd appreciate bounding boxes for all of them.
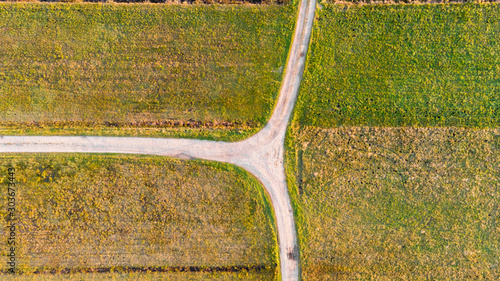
[0,264,272,275]
[0,120,256,129]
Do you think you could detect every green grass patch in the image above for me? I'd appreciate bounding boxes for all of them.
[0,123,258,141]
[0,154,278,279]
[297,3,500,128]
[287,126,500,280]
[0,3,296,140]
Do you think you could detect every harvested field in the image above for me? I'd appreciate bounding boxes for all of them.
[286,126,500,280]
[0,154,277,278]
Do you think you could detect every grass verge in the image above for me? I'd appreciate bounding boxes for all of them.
[0,123,259,141]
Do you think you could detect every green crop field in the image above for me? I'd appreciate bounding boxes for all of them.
[286,3,500,279]
[0,154,278,279]
[286,126,500,280]
[0,3,296,141]
[296,3,500,128]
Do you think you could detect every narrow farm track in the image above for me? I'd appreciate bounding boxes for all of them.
[0,0,316,279]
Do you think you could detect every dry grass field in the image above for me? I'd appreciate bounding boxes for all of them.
[286,126,500,280]
[0,154,277,279]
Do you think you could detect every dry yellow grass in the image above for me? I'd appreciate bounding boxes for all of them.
[287,126,500,280]
[0,154,277,279]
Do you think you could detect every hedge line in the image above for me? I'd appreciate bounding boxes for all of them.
[326,0,499,4]
[0,0,290,4]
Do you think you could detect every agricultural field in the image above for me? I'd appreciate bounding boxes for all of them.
[286,126,500,280]
[285,3,500,279]
[0,154,278,279]
[0,3,296,141]
[296,3,500,128]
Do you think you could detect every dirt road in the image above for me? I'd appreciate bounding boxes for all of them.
[0,0,316,279]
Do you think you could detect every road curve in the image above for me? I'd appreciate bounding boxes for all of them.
[0,0,316,279]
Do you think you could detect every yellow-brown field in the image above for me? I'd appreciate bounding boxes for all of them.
[0,154,277,279]
[286,126,500,280]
